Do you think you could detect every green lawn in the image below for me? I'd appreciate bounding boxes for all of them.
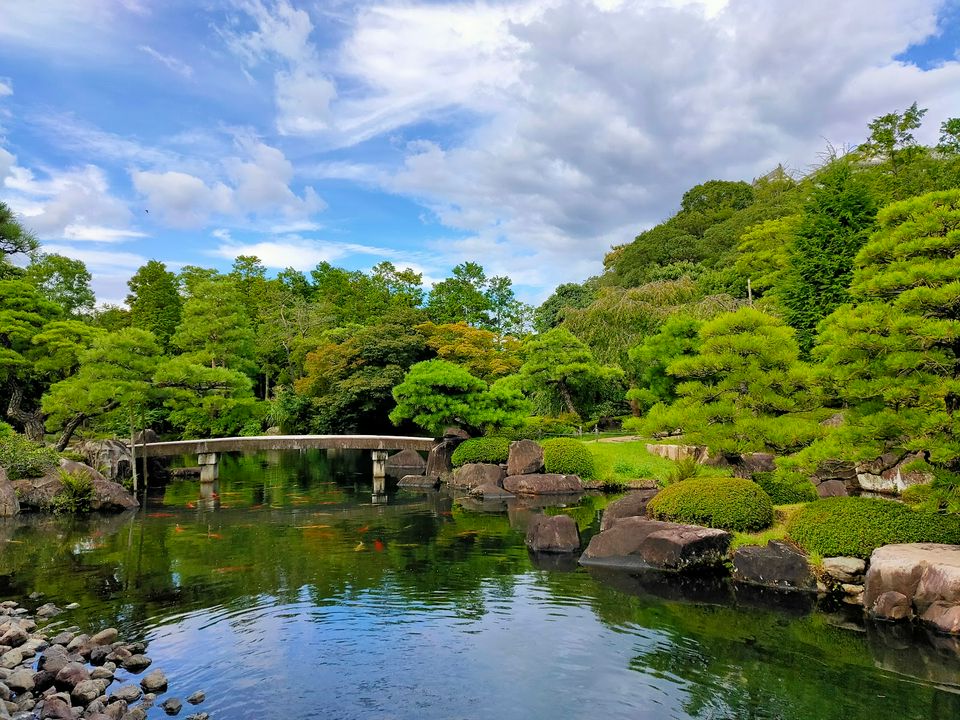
[581,437,678,487]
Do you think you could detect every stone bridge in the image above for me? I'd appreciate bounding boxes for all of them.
[138,434,436,485]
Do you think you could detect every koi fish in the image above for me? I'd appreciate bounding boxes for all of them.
[354,541,365,551]
[207,532,223,540]
[373,539,384,552]
[186,502,195,509]
[358,525,369,533]
[174,525,186,533]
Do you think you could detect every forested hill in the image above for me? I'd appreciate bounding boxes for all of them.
[2,103,960,506]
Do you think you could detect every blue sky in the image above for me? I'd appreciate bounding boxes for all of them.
[1,0,959,305]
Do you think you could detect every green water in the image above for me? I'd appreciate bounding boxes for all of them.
[1,450,958,719]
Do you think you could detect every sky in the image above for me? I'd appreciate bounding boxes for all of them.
[1,0,959,306]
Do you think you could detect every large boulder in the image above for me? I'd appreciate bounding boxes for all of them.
[810,460,856,497]
[450,463,505,489]
[503,474,582,495]
[731,541,815,590]
[645,444,708,463]
[0,468,19,517]
[600,489,658,531]
[73,439,132,483]
[13,460,138,512]
[397,474,440,489]
[385,449,426,478]
[507,440,544,476]
[580,516,731,571]
[864,543,960,634]
[526,514,580,553]
[425,438,462,479]
[854,452,933,495]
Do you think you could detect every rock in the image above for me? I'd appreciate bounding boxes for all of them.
[54,662,89,690]
[185,714,209,720]
[732,542,815,590]
[0,682,8,701]
[88,647,111,666]
[450,463,505,489]
[186,691,204,705]
[5,670,33,694]
[815,479,848,498]
[90,667,113,681]
[506,440,544,476]
[109,686,141,704]
[89,630,117,647]
[396,474,440,489]
[810,460,855,497]
[865,543,960,633]
[854,451,933,495]
[35,604,61,619]
[139,670,166,693]
[503,474,582,495]
[425,437,463,478]
[0,650,22,670]
[645,444,708,463]
[384,449,426,478]
[73,440,132,484]
[102,700,126,720]
[66,636,89,653]
[39,696,72,720]
[104,649,130,665]
[71,680,102,706]
[38,647,69,675]
[120,708,147,720]
[31,671,55,693]
[0,469,19,518]
[525,515,580,553]
[822,556,866,583]
[160,697,182,716]
[119,655,150,673]
[600,490,659,532]
[49,633,74,647]
[580,516,731,571]
[467,483,515,500]
[0,630,25,650]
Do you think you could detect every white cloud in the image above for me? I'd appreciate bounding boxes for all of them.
[138,45,194,78]
[211,236,389,270]
[62,225,149,243]
[0,79,11,97]
[131,170,234,227]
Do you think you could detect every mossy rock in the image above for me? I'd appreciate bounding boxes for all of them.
[647,477,774,532]
[541,438,595,479]
[786,496,960,558]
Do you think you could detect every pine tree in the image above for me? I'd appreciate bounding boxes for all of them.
[172,276,256,376]
[126,260,183,350]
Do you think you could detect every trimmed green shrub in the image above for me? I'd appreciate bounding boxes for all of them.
[519,414,579,439]
[786,497,960,558]
[647,477,774,532]
[542,438,595,479]
[0,432,59,480]
[754,471,818,504]
[451,437,511,467]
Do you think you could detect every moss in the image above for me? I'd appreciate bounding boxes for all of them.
[541,438,596,479]
[450,437,511,467]
[647,477,775,532]
[786,496,960,558]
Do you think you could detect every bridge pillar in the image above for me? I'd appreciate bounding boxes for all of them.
[198,452,220,484]
[371,450,388,481]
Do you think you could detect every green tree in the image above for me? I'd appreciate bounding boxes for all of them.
[42,328,161,452]
[517,328,624,419]
[625,315,702,415]
[777,162,878,354]
[389,359,526,435]
[417,321,521,381]
[0,202,37,270]
[25,253,95,316]
[811,189,960,468]
[859,102,928,171]
[371,261,425,310]
[733,215,801,300]
[426,262,492,327]
[172,276,256,376]
[938,117,960,155]
[533,281,598,332]
[127,260,183,350]
[640,308,823,455]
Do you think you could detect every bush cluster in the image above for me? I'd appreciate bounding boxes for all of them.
[753,471,818,504]
[0,431,60,480]
[450,437,511,467]
[786,496,960,558]
[542,438,596,479]
[646,477,775,532]
[49,468,94,514]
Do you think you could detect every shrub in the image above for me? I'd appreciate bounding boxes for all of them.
[661,457,702,486]
[754,471,818,504]
[0,432,59,480]
[647,477,775,532]
[542,438,596,479]
[451,437,511,467]
[519,414,580,439]
[49,468,94,514]
[786,497,960,558]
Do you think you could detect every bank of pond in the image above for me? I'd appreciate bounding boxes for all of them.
[0,447,959,719]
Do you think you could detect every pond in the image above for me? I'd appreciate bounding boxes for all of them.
[1,450,959,719]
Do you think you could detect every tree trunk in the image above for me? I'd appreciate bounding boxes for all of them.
[6,384,45,442]
[558,383,578,417]
[129,409,138,495]
[54,413,86,452]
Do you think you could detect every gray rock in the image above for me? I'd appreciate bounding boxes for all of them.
[0,469,19,518]
[425,438,461,478]
[119,655,150,673]
[109,686,141,704]
[396,474,440,489]
[89,630,117,647]
[90,668,113,682]
[580,516,731,571]
[822,556,866,583]
[450,463,505,489]
[503,474,582,495]
[63,603,79,611]
[732,541,815,590]
[160,697,182,716]
[39,696,72,720]
[102,700,126,720]
[54,662,89,690]
[65,636,88,653]
[467,483,514,500]
[49,633,74,647]
[599,490,659,532]
[5,670,33,694]
[507,440,544,476]
[0,682,8,701]
[31,670,55,693]
[185,714,209,720]
[120,708,147,720]
[71,679,102,706]
[525,515,580,553]
[0,650,22,670]
[139,670,166,693]
[38,647,69,675]
[385,449,426,477]
[186,691,204,705]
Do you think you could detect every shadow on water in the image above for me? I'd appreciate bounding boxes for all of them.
[0,450,958,719]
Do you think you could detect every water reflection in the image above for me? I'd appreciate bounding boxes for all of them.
[0,450,957,719]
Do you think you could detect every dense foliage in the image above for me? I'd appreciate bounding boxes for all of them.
[450,437,511,467]
[786,497,960,558]
[752,472,818,505]
[646,477,774,532]
[541,438,596,479]
[0,423,59,479]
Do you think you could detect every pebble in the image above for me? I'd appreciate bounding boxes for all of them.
[186,691,205,705]
[34,604,61,619]
[119,655,150,673]
[140,669,167,693]
[90,629,118,646]
[64,604,80,611]
[109,685,141,704]
[160,697,183,716]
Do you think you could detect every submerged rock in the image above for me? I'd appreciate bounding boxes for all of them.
[732,541,815,591]
[397,474,440,489]
[186,691,205,705]
[525,515,580,553]
[161,697,183,716]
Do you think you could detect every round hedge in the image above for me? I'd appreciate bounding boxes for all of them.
[541,438,595,479]
[451,437,511,467]
[786,496,960,559]
[647,477,774,532]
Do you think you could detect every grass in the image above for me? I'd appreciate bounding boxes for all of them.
[579,436,731,488]
[729,503,805,551]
